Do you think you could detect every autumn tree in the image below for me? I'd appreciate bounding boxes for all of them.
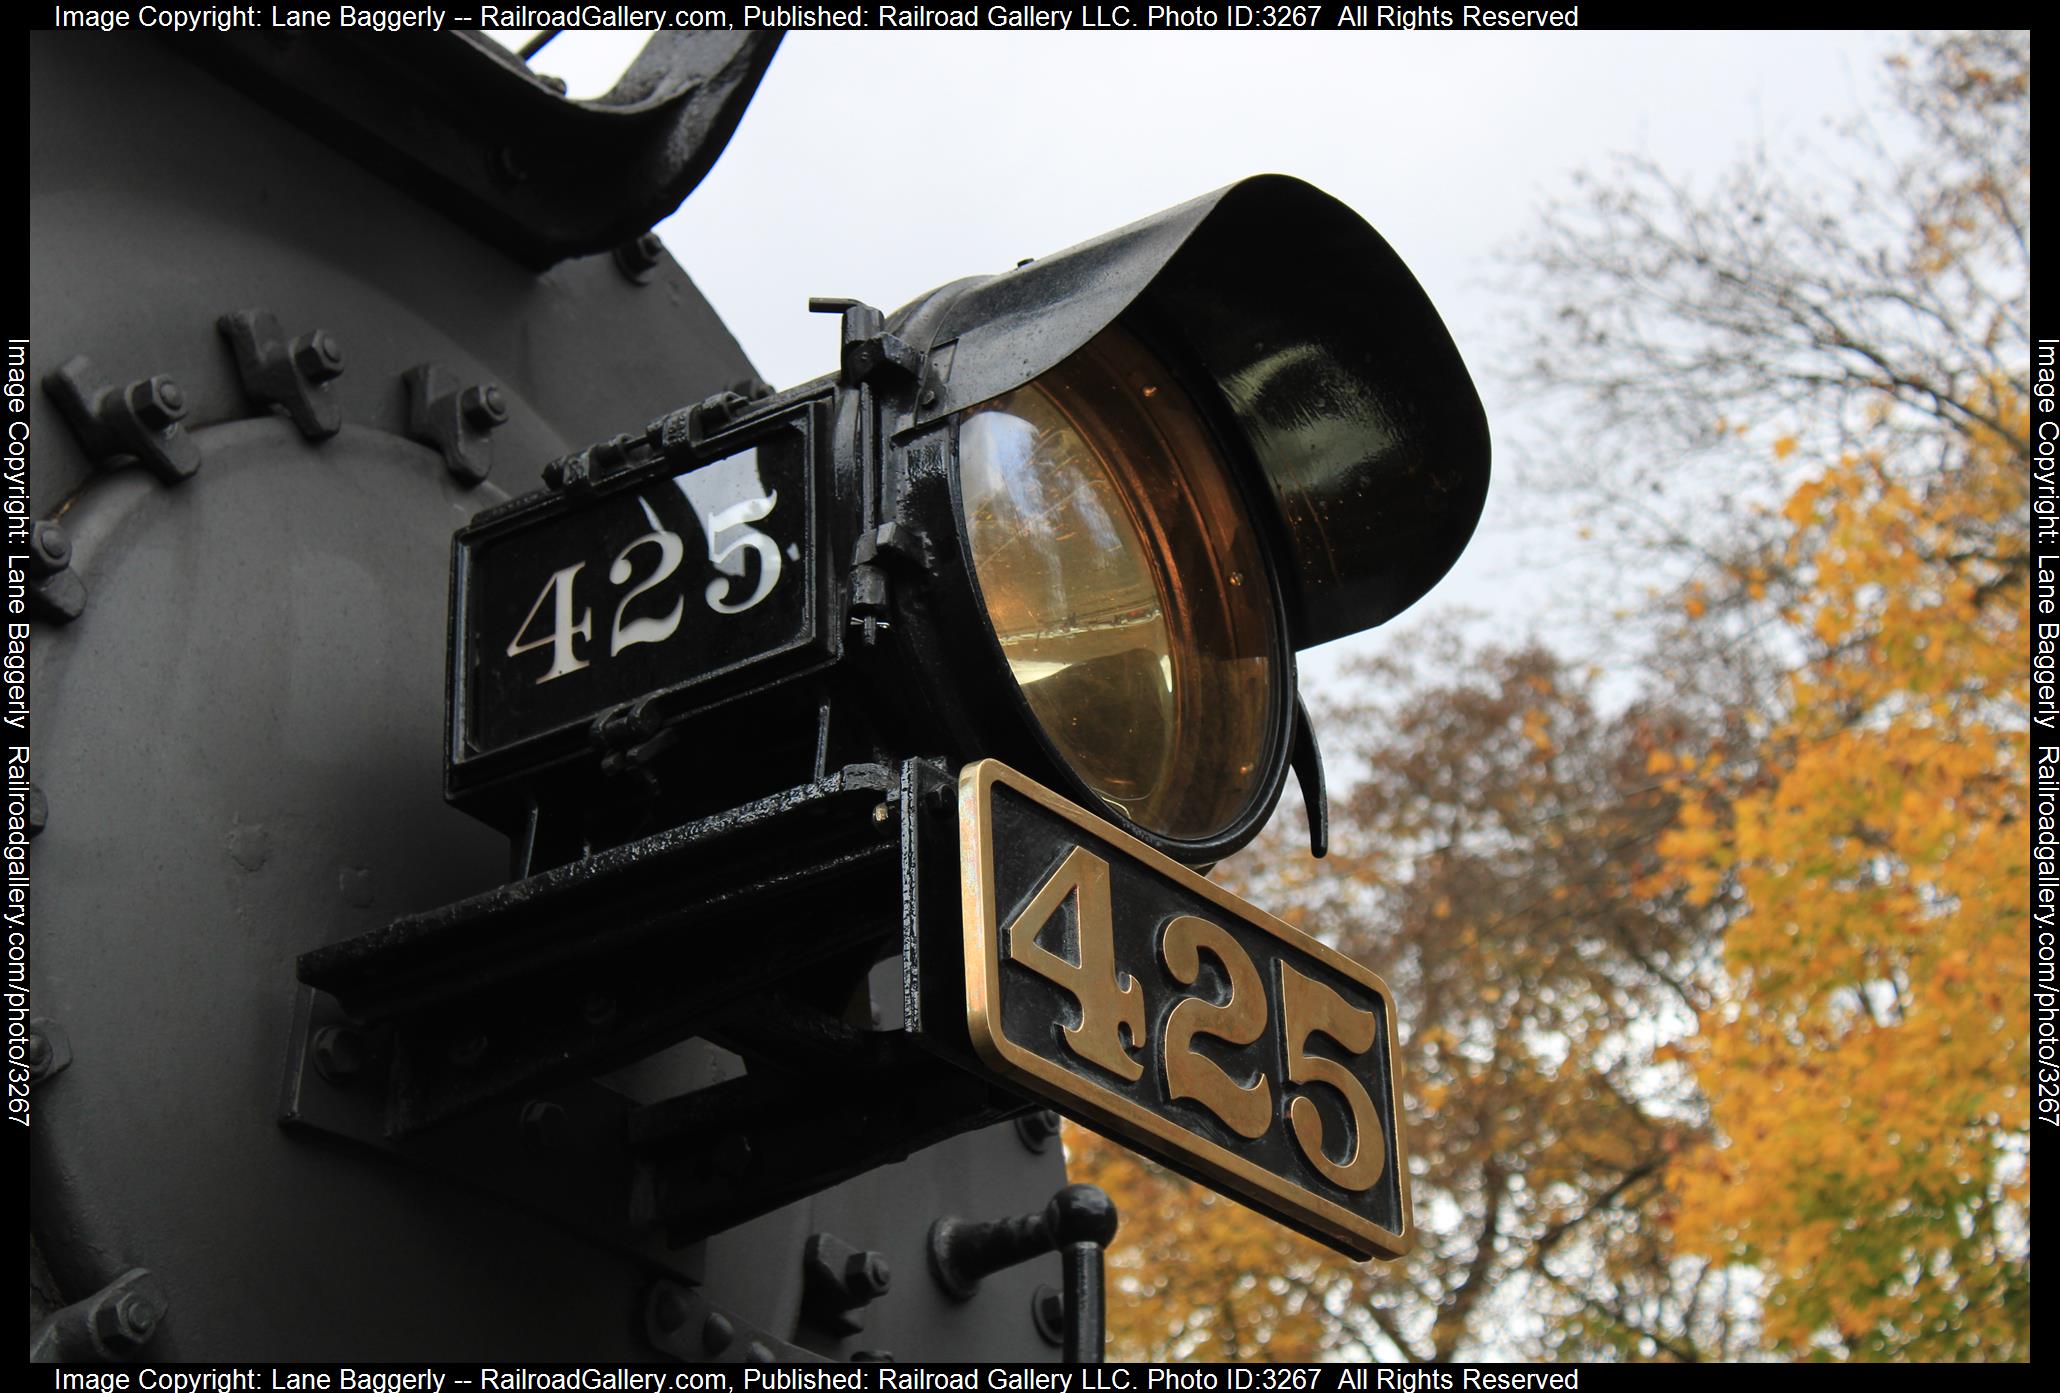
[1509,29,2032,1360]
[1078,640,1748,1362]
[1072,31,2029,1363]
[1508,30,2030,715]
[1650,407,2031,1359]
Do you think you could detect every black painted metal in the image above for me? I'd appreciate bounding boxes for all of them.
[217,308,347,441]
[30,31,1069,1360]
[893,175,1493,650]
[929,1186,1117,1361]
[181,31,784,270]
[1292,692,1331,860]
[27,1269,169,1364]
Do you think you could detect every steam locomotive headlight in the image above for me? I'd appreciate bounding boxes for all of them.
[446,174,1490,872]
[956,325,1278,842]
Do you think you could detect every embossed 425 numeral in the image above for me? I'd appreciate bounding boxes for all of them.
[1004,848,1387,1192]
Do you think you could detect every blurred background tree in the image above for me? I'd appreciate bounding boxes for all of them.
[1074,30,2029,1362]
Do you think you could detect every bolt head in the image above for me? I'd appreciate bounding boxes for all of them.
[1015,1107,1062,1152]
[26,1033,50,1068]
[845,1251,892,1300]
[702,1311,735,1355]
[461,383,509,430]
[292,332,346,384]
[26,788,46,839]
[129,376,187,431]
[28,520,71,573]
[91,1289,162,1354]
[312,1025,365,1085]
[1031,1285,1065,1346]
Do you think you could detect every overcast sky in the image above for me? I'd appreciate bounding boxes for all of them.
[515,29,1908,692]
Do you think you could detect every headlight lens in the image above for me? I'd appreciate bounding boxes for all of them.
[958,324,1278,842]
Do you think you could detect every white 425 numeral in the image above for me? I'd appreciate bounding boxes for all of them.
[699,491,782,615]
[609,498,685,655]
[505,484,785,686]
[506,562,591,683]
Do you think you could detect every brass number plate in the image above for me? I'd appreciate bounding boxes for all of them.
[959,760,1413,1260]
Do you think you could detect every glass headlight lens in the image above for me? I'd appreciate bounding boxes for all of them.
[957,324,1278,842]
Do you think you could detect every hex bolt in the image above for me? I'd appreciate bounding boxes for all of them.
[292,331,346,384]
[26,787,47,840]
[26,1033,50,1071]
[311,1025,365,1086]
[745,1342,774,1363]
[845,1251,892,1301]
[460,384,509,430]
[615,231,667,282]
[28,521,72,575]
[520,1099,573,1154]
[701,1311,734,1355]
[91,1289,161,1356]
[128,376,187,431]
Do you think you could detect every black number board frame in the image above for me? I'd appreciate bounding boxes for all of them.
[446,401,834,800]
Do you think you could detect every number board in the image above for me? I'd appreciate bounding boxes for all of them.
[453,420,820,766]
[959,761,1413,1261]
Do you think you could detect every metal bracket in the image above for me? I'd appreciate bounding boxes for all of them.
[43,356,201,484]
[27,1268,168,1362]
[404,363,507,486]
[277,985,702,1284]
[810,299,922,389]
[218,309,346,440]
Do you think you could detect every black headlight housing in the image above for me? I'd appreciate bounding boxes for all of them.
[444,174,1489,871]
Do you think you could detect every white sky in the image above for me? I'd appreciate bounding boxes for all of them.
[514,29,1907,692]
